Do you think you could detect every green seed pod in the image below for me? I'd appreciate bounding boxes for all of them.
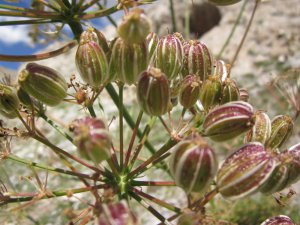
[179,75,201,109]
[208,0,242,6]
[182,40,213,81]
[267,115,294,150]
[155,34,184,80]
[145,32,159,60]
[212,59,229,82]
[76,29,109,87]
[137,68,170,116]
[0,84,19,117]
[169,138,218,194]
[217,142,276,200]
[203,101,254,142]
[72,117,111,164]
[245,111,271,145]
[261,215,295,225]
[110,38,147,85]
[17,86,32,107]
[117,8,151,45]
[199,75,222,111]
[18,63,67,106]
[220,78,240,104]
[239,88,249,102]
[80,27,109,54]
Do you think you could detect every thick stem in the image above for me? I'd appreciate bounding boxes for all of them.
[119,84,124,170]
[169,0,177,32]
[87,105,97,118]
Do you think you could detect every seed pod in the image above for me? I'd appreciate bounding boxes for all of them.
[267,115,294,150]
[208,0,242,6]
[182,40,213,81]
[110,38,147,85]
[239,88,249,102]
[155,34,184,80]
[118,8,151,45]
[203,101,254,142]
[199,76,222,111]
[17,86,32,107]
[98,201,138,225]
[71,117,111,164]
[220,78,240,104]
[76,29,109,87]
[18,63,67,106]
[80,27,109,54]
[169,138,218,194]
[245,111,271,145]
[145,32,159,60]
[0,84,19,118]
[179,75,201,109]
[212,60,229,83]
[137,68,170,116]
[217,142,276,200]
[173,32,186,45]
[261,215,295,225]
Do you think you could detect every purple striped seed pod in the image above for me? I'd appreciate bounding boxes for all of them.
[155,34,184,80]
[182,40,213,81]
[203,101,254,142]
[216,142,276,200]
[261,215,295,225]
[199,75,222,112]
[245,111,272,145]
[220,78,240,104]
[0,83,19,118]
[169,139,218,194]
[98,201,138,225]
[239,88,249,102]
[117,8,151,45]
[212,59,229,83]
[179,75,202,109]
[208,0,242,6]
[76,29,109,87]
[79,27,109,54]
[137,68,170,116]
[109,38,148,85]
[267,115,294,150]
[145,32,159,61]
[18,63,67,106]
[71,117,111,164]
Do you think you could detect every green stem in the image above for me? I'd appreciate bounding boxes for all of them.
[0,10,60,19]
[131,181,176,187]
[87,105,97,118]
[0,19,61,26]
[119,84,124,170]
[184,0,190,39]
[96,3,117,28]
[169,0,177,32]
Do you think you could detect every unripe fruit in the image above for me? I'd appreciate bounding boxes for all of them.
[145,32,159,60]
[199,76,222,111]
[0,84,19,118]
[245,111,271,145]
[261,215,295,225]
[76,29,109,87]
[71,117,111,164]
[118,8,151,45]
[155,34,184,80]
[182,40,213,81]
[208,0,242,6]
[212,59,229,82]
[267,115,294,150]
[220,78,240,104]
[137,68,170,116]
[203,101,254,142]
[110,38,147,85]
[169,138,218,194]
[217,142,276,200]
[179,75,201,109]
[18,63,67,106]
[80,27,109,53]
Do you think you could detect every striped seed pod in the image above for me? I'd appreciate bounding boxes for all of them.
[117,8,151,45]
[18,63,67,106]
[71,117,111,164]
[109,38,147,85]
[17,86,32,107]
[182,40,213,81]
[212,59,229,83]
[245,111,271,145]
[137,68,170,116]
[0,83,19,118]
[203,101,254,142]
[267,115,294,150]
[261,215,295,225]
[216,142,276,200]
[208,0,242,6]
[239,88,249,102]
[98,201,138,225]
[179,75,201,109]
[145,32,159,61]
[76,29,109,87]
[199,75,222,112]
[155,34,184,80]
[169,138,218,194]
[80,27,109,54]
[173,32,186,45]
[220,78,240,104]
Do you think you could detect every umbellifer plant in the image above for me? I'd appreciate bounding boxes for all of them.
[0,0,299,224]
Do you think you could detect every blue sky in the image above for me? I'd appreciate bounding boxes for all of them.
[0,0,119,70]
